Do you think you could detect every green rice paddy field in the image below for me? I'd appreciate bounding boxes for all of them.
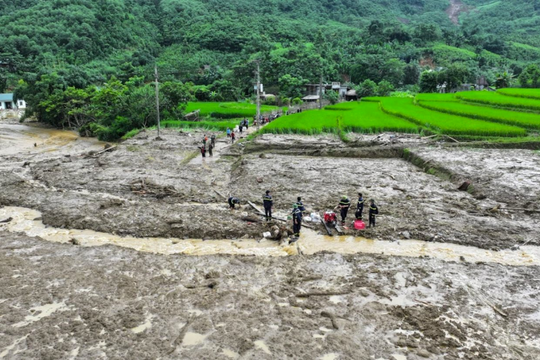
[174,92,540,140]
[184,102,285,119]
[255,90,540,139]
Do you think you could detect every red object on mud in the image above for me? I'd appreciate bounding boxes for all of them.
[324,211,337,223]
[354,220,366,230]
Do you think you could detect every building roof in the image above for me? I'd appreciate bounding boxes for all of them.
[0,93,14,102]
[302,95,320,101]
[346,89,357,96]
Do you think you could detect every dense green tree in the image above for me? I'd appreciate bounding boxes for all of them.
[4,0,540,139]
[419,71,439,93]
[357,80,378,98]
[403,63,421,85]
[518,64,540,88]
[377,80,395,96]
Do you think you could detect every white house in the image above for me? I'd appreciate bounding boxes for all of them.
[0,93,26,110]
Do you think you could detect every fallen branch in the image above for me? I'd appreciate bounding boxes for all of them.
[85,145,117,158]
[414,298,433,307]
[214,189,227,199]
[445,135,459,143]
[485,300,508,318]
[505,207,540,214]
[296,290,351,298]
[0,217,13,224]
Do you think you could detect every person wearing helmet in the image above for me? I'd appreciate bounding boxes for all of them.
[337,195,351,225]
[263,190,273,221]
[355,193,365,220]
[291,203,302,241]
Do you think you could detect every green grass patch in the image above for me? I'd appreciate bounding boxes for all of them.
[259,101,418,135]
[162,120,236,131]
[121,128,141,140]
[380,98,527,137]
[418,100,540,130]
[415,93,459,102]
[339,102,419,134]
[456,91,540,112]
[185,102,285,119]
[497,88,540,100]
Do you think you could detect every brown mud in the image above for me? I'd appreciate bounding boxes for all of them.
[1,125,540,359]
[1,232,539,359]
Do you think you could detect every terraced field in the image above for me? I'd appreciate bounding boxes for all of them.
[456,91,540,112]
[418,100,540,130]
[497,88,540,100]
[260,101,418,135]
[380,98,526,137]
[177,91,540,140]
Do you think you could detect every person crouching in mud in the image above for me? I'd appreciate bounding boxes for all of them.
[228,196,240,210]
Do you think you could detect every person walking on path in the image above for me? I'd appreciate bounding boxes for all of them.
[263,190,273,221]
[199,146,206,158]
[210,134,216,147]
[226,127,231,137]
[368,199,379,228]
[337,195,351,225]
[208,142,214,157]
[231,131,236,144]
[355,193,365,220]
[291,203,302,241]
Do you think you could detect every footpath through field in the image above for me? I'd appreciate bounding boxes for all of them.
[188,122,263,166]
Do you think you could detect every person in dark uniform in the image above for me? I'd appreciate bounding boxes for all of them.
[228,197,240,209]
[337,195,351,225]
[208,142,214,157]
[263,190,273,221]
[199,146,206,158]
[355,193,365,220]
[291,203,302,241]
[368,199,379,227]
[295,197,305,219]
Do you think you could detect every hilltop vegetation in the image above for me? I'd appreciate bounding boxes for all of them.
[1,0,540,139]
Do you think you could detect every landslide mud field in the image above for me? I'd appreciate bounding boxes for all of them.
[1,123,540,359]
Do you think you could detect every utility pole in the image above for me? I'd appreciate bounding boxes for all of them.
[154,65,161,139]
[319,74,323,110]
[255,60,261,130]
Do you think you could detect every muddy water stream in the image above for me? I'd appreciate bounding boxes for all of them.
[0,123,104,156]
[1,206,539,266]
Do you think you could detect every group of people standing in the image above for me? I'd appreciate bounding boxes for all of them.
[336,193,379,227]
[228,190,379,241]
[199,134,216,158]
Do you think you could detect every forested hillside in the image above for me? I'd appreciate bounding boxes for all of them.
[1,0,540,139]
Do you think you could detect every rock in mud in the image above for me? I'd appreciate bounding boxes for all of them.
[458,181,471,191]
